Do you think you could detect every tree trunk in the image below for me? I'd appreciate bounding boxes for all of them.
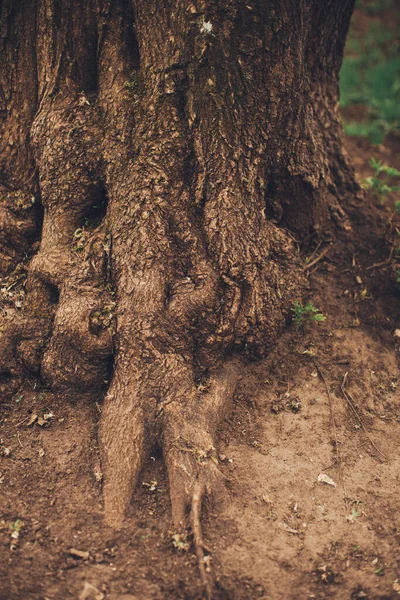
[1,0,358,561]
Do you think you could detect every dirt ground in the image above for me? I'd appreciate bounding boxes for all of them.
[1,132,400,600]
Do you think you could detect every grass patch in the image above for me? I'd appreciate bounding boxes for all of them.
[340,3,400,143]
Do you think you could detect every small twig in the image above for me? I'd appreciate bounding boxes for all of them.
[16,432,23,448]
[387,212,397,237]
[314,364,339,461]
[191,475,213,600]
[6,278,24,292]
[303,244,332,272]
[340,373,387,461]
[16,415,30,427]
[314,363,349,510]
[305,241,322,264]
[365,242,395,271]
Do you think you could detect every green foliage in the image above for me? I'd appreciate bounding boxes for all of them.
[291,301,326,327]
[362,157,400,200]
[356,0,394,13]
[9,519,23,533]
[124,73,139,92]
[171,532,190,552]
[340,4,400,143]
[72,227,86,252]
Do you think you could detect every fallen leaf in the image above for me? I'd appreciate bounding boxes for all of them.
[93,464,103,482]
[278,522,300,534]
[43,412,55,421]
[142,480,157,492]
[26,414,38,427]
[317,473,337,487]
[79,582,104,600]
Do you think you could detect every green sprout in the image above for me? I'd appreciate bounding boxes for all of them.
[292,301,326,326]
[124,73,140,92]
[362,157,400,201]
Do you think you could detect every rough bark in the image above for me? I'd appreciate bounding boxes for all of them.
[1,0,358,576]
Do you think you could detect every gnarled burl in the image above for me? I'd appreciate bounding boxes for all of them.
[1,0,358,551]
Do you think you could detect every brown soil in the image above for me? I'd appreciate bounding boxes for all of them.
[1,136,400,600]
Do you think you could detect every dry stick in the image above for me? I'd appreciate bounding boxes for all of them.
[340,373,387,461]
[314,363,349,510]
[191,474,213,600]
[303,244,332,272]
[387,214,398,238]
[365,242,395,271]
[15,415,31,427]
[305,241,322,264]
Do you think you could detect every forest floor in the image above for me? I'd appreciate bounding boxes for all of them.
[1,135,400,600]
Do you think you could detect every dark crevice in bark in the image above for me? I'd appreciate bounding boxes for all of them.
[182,148,197,191]
[103,353,115,391]
[81,184,109,231]
[32,191,44,246]
[264,178,283,222]
[151,442,163,461]
[0,370,12,384]
[280,176,322,235]
[46,282,60,305]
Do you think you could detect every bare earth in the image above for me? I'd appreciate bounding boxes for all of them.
[1,137,399,600]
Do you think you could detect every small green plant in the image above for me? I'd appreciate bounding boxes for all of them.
[292,301,326,326]
[9,519,24,542]
[171,532,190,552]
[124,73,139,92]
[72,227,88,252]
[346,507,362,522]
[362,157,400,200]
[9,519,23,534]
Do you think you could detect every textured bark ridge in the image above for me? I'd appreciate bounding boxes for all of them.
[1,0,358,591]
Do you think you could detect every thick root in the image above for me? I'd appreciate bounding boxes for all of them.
[100,358,240,534]
[163,427,226,526]
[161,359,240,523]
[162,426,224,600]
[99,367,157,528]
[192,476,213,600]
[158,360,241,597]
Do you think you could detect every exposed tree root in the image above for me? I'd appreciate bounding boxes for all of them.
[191,475,213,600]
[100,358,241,533]
[100,356,240,596]
[99,360,157,528]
